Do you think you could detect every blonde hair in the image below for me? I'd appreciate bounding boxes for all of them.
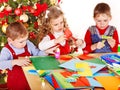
[6,22,28,40]
[93,2,111,18]
[37,6,68,44]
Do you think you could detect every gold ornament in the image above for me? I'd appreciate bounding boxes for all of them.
[20,13,29,22]
[2,23,8,33]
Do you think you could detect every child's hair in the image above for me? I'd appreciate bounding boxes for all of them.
[6,22,28,40]
[37,6,68,44]
[93,2,111,18]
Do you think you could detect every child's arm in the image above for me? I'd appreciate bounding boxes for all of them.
[11,58,31,67]
[107,30,119,52]
[91,41,105,50]
[75,39,85,48]
[54,34,66,45]
[83,30,93,53]
[107,38,115,48]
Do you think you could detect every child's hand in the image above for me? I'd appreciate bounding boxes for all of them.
[96,41,105,49]
[45,45,58,54]
[54,35,66,44]
[107,38,115,48]
[75,39,84,47]
[12,58,31,67]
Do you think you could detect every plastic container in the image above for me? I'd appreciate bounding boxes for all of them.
[55,48,60,59]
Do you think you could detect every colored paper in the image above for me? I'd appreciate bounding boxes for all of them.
[52,71,103,89]
[59,59,82,71]
[75,62,93,76]
[85,58,105,65]
[59,59,106,75]
[77,54,94,60]
[45,75,61,89]
[64,28,72,38]
[53,72,74,88]
[87,77,102,87]
[30,56,60,70]
[61,71,90,87]
[60,55,72,60]
[95,76,120,90]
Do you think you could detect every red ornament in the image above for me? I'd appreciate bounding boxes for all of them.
[29,32,36,39]
[14,8,22,16]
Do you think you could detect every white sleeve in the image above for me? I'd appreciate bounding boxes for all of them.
[38,35,56,50]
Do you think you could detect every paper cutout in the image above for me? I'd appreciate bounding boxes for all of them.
[30,56,60,70]
[52,71,102,89]
[37,70,50,77]
[75,62,93,76]
[60,55,72,60]
[59,59,106,75]
[77,54,94,60]
[87,77,102,87]
[61,71,90,87]
[53,72,74,88]
[28,70,38,75]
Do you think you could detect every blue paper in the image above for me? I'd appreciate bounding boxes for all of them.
[59,59,106,75]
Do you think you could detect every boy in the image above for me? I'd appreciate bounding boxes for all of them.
[83,2,119,54]
[0,22,56,90]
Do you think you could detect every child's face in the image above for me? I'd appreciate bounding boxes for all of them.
[8,35,28,49]
[94,14,111,29]
[50,15,64,33]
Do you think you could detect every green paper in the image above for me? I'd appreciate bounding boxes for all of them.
[118,45,120,52]
[53,72,74,88]
[30,56,60,70]
[85,58,105,65]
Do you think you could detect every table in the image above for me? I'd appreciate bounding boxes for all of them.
[23,64,55,90]
[22,53,120,90]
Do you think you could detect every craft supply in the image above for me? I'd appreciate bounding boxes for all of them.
[64,28,72,39]
[118,44,120,55]
[28,70,38,75]
[55,48,60,59]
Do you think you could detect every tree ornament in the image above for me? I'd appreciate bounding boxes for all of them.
[0,6,5,12]
[5,5,12,12]
[20,13,29,22]
[14,8,22,16]
[2,23,8,33]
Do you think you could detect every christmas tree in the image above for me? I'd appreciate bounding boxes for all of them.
[0,0,61,50]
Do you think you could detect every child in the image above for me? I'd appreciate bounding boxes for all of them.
[83,2,119,54]
[38,6,85,55]
[0,22,56,90]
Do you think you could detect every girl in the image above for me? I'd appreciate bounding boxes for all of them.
[38,6,85,55]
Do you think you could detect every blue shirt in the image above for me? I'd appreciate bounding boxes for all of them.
[0,40,47,70]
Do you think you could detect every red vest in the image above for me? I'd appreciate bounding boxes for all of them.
[48,33,71,55]
[5,44,31,90]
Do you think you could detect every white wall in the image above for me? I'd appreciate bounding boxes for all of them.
[60,0,120,41]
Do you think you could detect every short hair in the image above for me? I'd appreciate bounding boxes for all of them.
[6,22,28,40]
[93,2,111,18]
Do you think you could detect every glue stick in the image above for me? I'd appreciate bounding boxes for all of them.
[55,48,60,59]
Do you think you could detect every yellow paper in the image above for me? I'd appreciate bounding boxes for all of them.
[75,62,93,76]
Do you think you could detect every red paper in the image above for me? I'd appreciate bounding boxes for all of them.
[64,28,72,38]
[61,71,90,87]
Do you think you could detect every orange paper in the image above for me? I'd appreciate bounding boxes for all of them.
[95,76,120,90]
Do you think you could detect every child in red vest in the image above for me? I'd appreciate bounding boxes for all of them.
[0,22,56,90]
[83,2,119,54]
[38,6,85,55]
